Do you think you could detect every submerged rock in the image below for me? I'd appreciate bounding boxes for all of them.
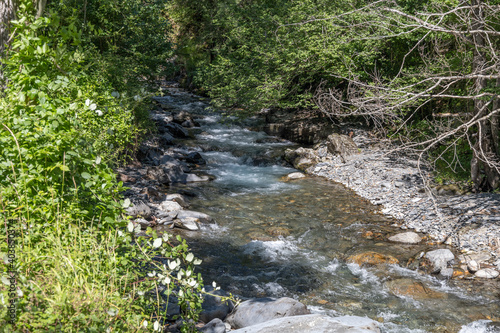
[347,251,399,266]
[225,297,310,329]
[384,278,447,300]
[231,314,380,333]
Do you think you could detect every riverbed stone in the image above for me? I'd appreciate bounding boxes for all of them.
[159,200,183,212]
[225,297,310,329]
[176,210,214,224]
[166,194,189,208]
[474,268,499,279]
[186,173,211,182]
[347,251,399,266]
[173,217,200,231]
[200,286,235,323]
[388,232,421,244]
[126,201,153,218]
[199,318,226,333]
[231,314,380,333]
[467,260,480,273]
[423,249,455,273]
[281,172,306,182]
[384,278,447,300]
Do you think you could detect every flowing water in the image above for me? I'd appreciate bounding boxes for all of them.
[160,90,500,333]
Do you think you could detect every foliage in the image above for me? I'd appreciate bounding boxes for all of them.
[168,0,500,187]
[0,1,221,332]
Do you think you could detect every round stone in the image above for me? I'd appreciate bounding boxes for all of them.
[474,268,499,279]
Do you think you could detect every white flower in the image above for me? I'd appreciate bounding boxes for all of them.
[153,238,162,248]
[153,321,160,331]
[85,99,91,106]
[143,320,148,328]
[95,110,103,116]
[167,260,178,270]
[134,95,141,101]
[90,103,97,111]
[186,253,194,262]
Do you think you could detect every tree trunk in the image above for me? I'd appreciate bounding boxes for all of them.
[470,0,500,191]
[0,0,17,89]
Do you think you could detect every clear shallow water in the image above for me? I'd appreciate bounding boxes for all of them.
[163,94,500,333]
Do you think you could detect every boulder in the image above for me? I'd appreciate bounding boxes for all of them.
[474,268,499,279]
[176,210,214,224]
[326,133,359,163]
[165,122,189,138]
[146,165,187,184]
[200,286,235,323]
[231,314,380,333]
[225,297,310,329]
[185,151,206,165]
[284,147,319,171]
[159,200,183,212]
[173,217,200,231]
[347,252,399,266]
[166,194,189,208]
[126,201,153,219]
[199,318,226,333]
[423,249,455,274]
[388,232,421,244]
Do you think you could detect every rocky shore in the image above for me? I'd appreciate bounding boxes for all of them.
[281,127,500,278]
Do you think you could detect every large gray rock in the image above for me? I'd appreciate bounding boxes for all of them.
[159,200,183,212]
[474,268,499,279]
[173,217,200,231]
[176,210,214,224]
[284,147,319,171]
[424,249,455,273]
[126,201,153,218]
[225,297,310,329]
[200,286,235,323]
[165,122,189,138]
[166,193,189,208]
[146,165,187,184]
[231,314,380,333]
[388,232,421,244]
[326,133,359,163]
[199,318,226,333]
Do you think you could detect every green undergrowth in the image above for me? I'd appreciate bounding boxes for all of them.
[0,1,221,332]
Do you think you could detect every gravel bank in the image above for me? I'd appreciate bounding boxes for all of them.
[311,132,500,268]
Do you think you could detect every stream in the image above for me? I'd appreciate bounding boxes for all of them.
[157,89,500,333]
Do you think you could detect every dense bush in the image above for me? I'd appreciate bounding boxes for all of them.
[0,1,212,331]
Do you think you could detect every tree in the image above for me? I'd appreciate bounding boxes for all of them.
[0,0,17,87]
[312,0,500,191]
